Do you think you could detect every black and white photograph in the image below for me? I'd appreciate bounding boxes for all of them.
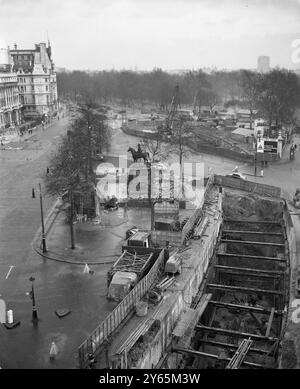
[0,0,300,378]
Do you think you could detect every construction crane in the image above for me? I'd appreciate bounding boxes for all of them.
[162,85,181,136]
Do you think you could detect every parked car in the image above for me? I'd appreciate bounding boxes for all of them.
[104,196,119,210]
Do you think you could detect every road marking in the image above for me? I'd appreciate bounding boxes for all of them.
[5,266,14,280]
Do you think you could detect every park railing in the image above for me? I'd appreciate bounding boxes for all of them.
[78,248,166,369]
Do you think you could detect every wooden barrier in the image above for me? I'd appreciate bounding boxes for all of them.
[78,248,167,368]
[213,175,282,198]
[78,175,219,368]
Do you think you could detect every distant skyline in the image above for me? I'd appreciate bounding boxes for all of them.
[0,0,300,71]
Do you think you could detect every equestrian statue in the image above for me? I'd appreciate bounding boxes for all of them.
[127,144,149,163]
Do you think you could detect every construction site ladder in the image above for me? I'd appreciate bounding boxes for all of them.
[225,337,253,369]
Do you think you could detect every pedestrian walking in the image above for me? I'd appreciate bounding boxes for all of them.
[32,188,35,198]
[46,167,50,175]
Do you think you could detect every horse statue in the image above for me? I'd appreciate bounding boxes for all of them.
[127,147,149,163]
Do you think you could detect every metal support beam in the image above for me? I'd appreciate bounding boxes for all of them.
[218,270,280,280]
[215,265,284,278]
[249,312,265,335]
[215,264,284,275]
[222,230,283,236]
[195,324,278,342]
[207,283,284,296]
[224,219,281,225]
[265,308,275,337]
[220,239,284,247]
[172,347,266,368]
[198,338,270,355]
[217,253,286,263]
[208,300,282,316]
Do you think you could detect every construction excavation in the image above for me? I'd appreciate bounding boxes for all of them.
[78,175,295,370]
[172,191,288,369]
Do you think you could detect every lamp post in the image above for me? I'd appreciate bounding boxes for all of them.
[254,140,257,177]
[29,276,38,322]
[31,183,47,252]
[255,134,264,176]
[39,183,47,253]
[69,189,75,249]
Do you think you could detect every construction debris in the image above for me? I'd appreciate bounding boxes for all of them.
[193,216,209,239]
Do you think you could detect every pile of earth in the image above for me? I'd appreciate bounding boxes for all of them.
[222,192,284,221]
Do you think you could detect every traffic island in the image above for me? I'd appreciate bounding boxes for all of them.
[3,321,21,330]
[55,309,71,319]
[34,206,151,265]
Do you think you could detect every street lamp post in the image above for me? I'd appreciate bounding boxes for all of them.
[29,276,38,322]
[70,190,75,250]
[254,143,257,177]
[39,183,47,253]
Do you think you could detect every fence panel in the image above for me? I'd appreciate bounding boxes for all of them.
[79,180,221,368]
[78,248,166,368]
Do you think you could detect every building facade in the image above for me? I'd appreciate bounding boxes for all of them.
[10,42,58,119]
[257,56,270,73]
[0,46,22,130]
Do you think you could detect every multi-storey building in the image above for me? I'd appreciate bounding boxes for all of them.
[0,45,22,130]
[257,56,270,73]
[10,42,58,119]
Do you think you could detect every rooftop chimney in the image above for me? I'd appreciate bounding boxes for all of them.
[14,43,17,50]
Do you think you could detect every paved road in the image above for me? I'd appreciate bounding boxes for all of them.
[0,114,299,369]
[0,116,115,369]
[110,119,300,197]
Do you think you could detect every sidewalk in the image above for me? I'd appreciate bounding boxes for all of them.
[273,134,300,166]
[34,204,152,266]
[0,119,56,150]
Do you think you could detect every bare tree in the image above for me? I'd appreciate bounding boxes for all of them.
[44,97,109,247]
[166,117,196,197]
[139,133,165,230]
[239,70,260,130]
[44,137,82,249]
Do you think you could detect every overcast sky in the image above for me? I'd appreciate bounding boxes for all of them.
[0,0,299,71]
